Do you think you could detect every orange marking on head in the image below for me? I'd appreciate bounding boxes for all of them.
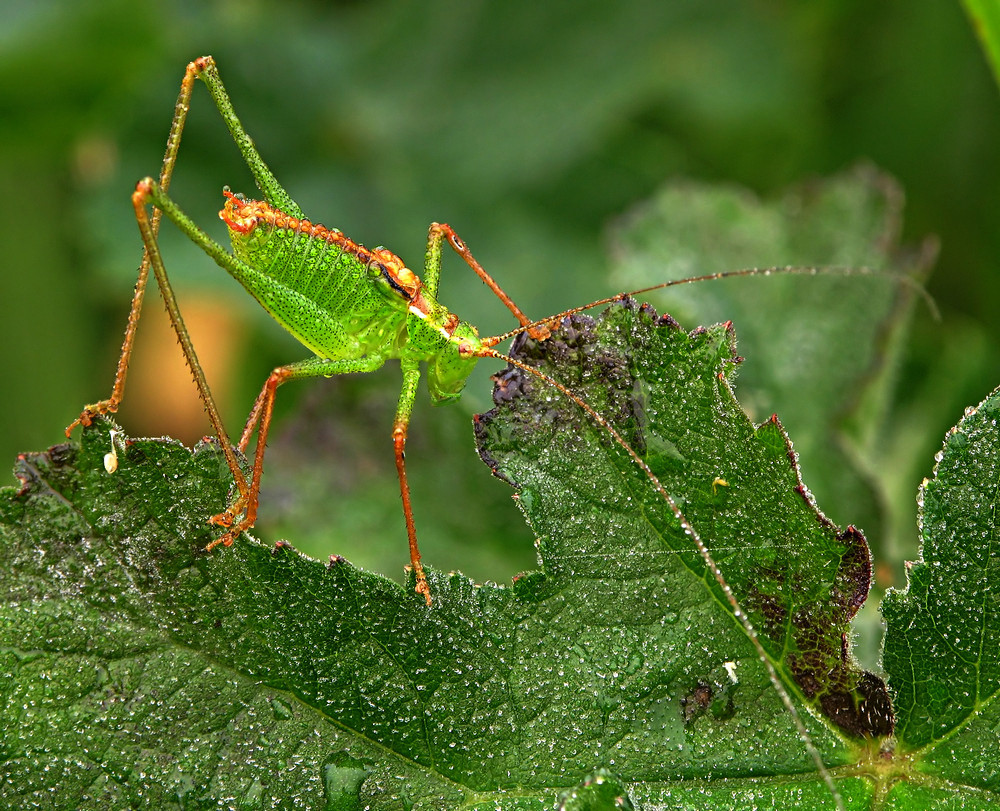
[369,248,417,294]
[220,190,269,234]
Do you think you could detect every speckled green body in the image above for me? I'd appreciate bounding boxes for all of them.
[222,198,483,404]
[118,55,503,605]
[231,219,410,359]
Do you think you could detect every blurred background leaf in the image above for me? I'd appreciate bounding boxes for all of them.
[963,0,1000,87]
[2,1,998,630]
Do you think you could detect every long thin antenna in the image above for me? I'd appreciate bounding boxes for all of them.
[483,264,936,348]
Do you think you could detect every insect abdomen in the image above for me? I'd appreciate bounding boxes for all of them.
[221,193,409,359]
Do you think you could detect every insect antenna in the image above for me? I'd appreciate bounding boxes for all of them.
[482,264,937,349]
[478,343,846,810]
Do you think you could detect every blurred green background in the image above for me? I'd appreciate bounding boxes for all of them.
[2,1,998,606]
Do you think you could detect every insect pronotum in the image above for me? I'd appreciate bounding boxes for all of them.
[66,56,900,807]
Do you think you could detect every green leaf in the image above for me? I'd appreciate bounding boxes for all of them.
[963,0,1000,91]
[3,299,1000,806]
[608,166,932,553]
[477,300,890,742]
[881,385,1000,791]
[1,300,878,810]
